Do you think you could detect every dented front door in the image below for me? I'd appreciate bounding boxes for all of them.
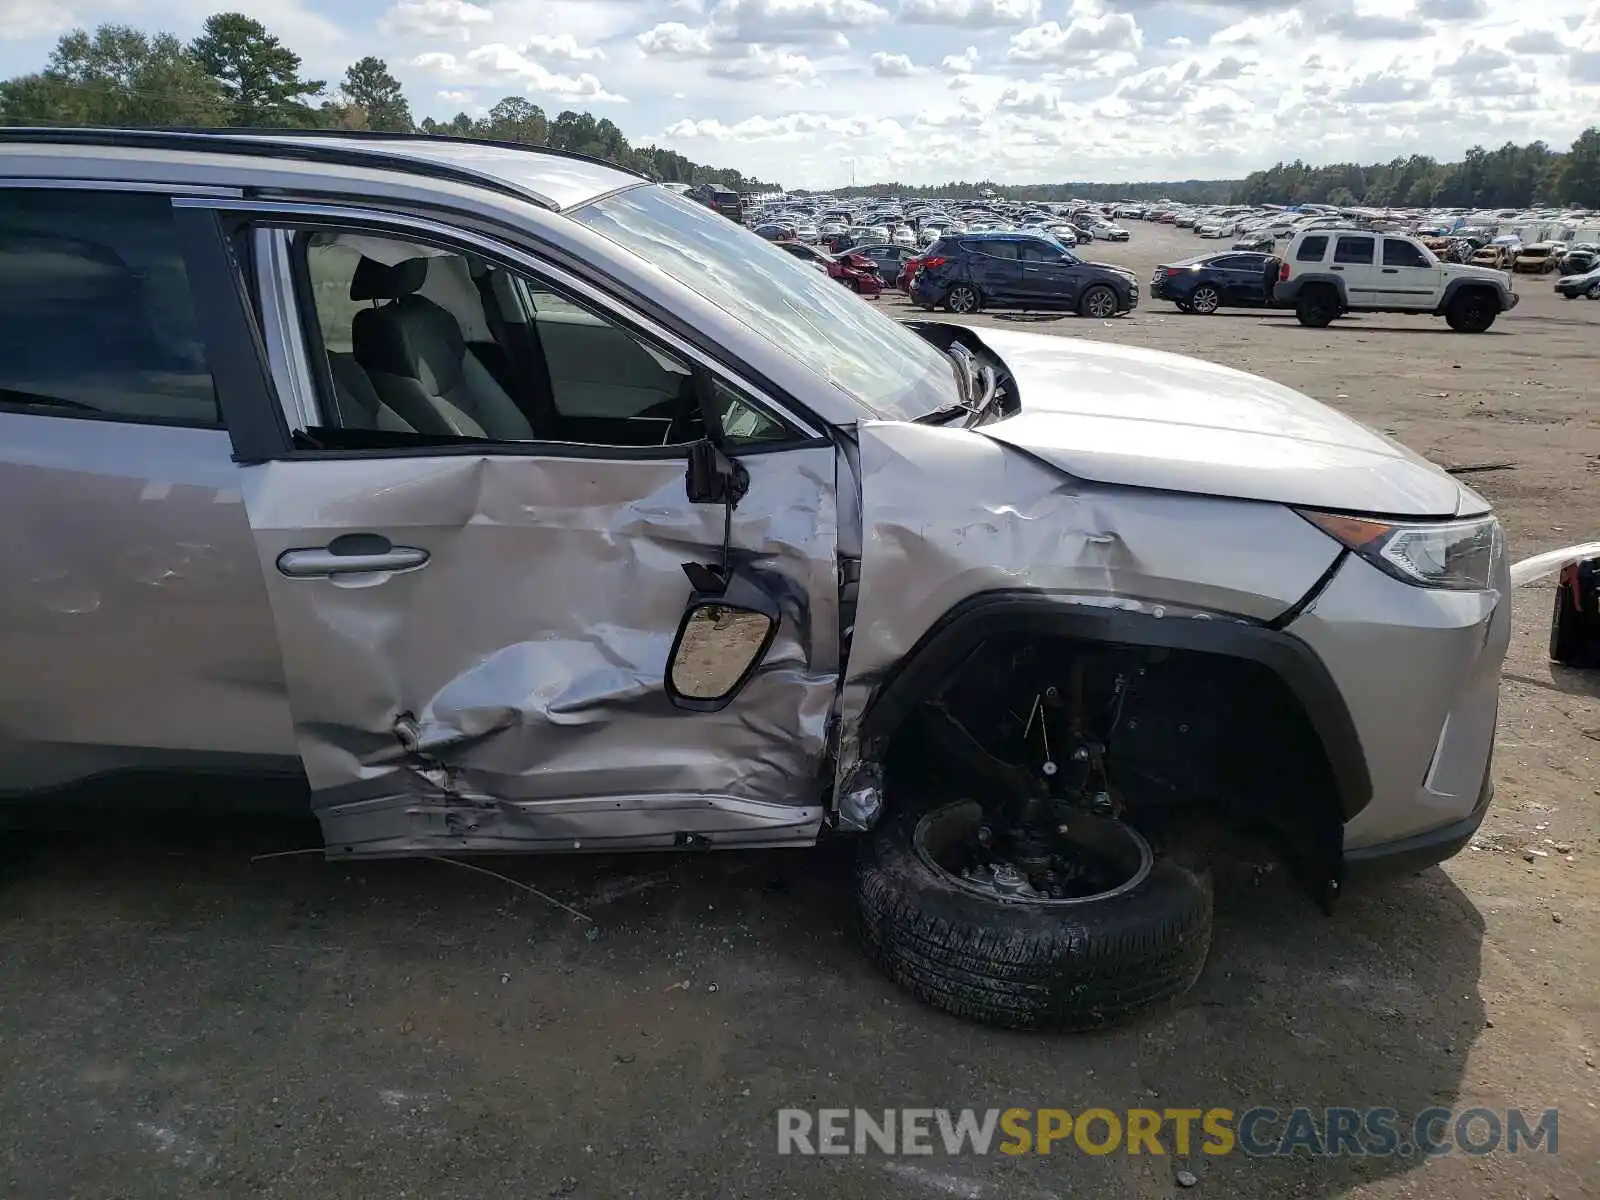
[239,447,841,855]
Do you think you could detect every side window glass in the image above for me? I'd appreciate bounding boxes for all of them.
[0,189,217,425]
[982,241,1019,261]
[1296,235,1329,262]
[1383,239,1431,268]
[290,230,792,451]
[711,379,789,446]
[1018,241,1060,263]
[1334,236,1375,265]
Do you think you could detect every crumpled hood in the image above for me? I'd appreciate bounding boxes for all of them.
[969,325,1468,517]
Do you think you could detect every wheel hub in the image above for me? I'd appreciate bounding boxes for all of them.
[916,801,1152,905]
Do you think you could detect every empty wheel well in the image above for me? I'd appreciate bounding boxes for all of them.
[862,603,1360,906]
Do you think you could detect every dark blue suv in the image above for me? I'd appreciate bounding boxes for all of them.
[908,233,1139,318]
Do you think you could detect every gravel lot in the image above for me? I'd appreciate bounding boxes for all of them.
[2,223,1598,1200]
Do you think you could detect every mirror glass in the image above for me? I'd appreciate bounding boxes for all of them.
[669,604,776,700]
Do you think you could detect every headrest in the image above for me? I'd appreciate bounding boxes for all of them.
[349,256,429,302]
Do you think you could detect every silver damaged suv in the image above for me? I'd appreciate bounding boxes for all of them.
[0,131,1509,1030]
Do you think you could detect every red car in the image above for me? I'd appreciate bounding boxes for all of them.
[773,240,882,297]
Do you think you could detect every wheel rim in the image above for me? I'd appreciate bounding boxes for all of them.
[1086,288,1116,317]
[949,287,976,313]
[1192,287,1220,313]
[912,800,1153,906]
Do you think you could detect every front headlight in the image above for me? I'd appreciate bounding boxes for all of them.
[1298,510,1503,591]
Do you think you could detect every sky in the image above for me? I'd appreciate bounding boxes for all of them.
[3,0,1599,186]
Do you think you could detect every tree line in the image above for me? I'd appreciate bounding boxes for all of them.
[0,16,777,193]
[1232,132,1600,209]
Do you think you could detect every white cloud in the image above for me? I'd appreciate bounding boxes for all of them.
[1506,28,1568,54]
[1008,12,1143,63]
[0,0,71,39]
[940,44,979,71]
[413,45,628,103]
[1338,67,1432,104]
[666,112,905,140]
[524,33,604,62]
[709,0,890,43]
[897,0,1039,28]
[1415,0,1488,17]
[437,89,472,104]
[379,0,492,40]
[871,50,917,74]
[637,22,714,55]
[710,45,819,81]
[995,80,1060,114]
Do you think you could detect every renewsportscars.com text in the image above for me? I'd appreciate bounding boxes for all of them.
[776,1107,1559,1158]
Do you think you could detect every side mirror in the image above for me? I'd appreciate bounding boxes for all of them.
[686,438,747,506]
[666,573,781,711]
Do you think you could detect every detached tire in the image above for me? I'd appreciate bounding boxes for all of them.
[856,801,1213,1030]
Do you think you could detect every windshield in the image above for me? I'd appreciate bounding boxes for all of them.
[572,185,957,421]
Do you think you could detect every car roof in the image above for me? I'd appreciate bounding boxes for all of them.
[0,127,646,213]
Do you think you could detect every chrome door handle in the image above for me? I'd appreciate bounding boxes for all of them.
[277,535,429,578]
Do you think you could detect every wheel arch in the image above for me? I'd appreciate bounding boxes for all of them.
[1435,276,1509,314]
[1288,273,1349,306]
[849,592,1370,908]
[858,591,1370,819]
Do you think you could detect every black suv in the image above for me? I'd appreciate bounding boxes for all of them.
[908,233,1139,317]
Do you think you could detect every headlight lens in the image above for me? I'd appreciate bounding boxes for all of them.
[1298,510,1503,591]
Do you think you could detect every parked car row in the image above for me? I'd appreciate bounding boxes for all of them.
[744,194,1133,259]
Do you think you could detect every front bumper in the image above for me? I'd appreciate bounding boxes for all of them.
[1504,291,1521,309]
[1283,553,1510,855]
[1344,769,1492,884]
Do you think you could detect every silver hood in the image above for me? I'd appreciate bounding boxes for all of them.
[969,325,1465,517]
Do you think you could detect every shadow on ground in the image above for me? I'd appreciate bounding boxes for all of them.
[0,812,1485,1200]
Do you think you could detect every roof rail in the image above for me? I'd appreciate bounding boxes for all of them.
[242,126,652,182]
[0,126,647,207]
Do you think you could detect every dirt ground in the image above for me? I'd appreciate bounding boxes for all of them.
[2,223,1598,1200]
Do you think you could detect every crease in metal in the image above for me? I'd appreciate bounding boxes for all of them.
[242,445,838,853]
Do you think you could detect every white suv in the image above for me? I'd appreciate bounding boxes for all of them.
[1274,228,1518,332]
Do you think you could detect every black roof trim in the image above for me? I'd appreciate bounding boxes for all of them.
[0,127,646,209]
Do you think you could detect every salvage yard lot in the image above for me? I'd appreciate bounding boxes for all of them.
[2,223,1598,1200]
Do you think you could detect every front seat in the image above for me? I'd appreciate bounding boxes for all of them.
[349,256,535,441]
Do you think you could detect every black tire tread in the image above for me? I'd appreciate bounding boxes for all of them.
[856,807,1213,1030]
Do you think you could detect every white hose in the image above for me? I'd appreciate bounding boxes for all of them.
[1510,542,1600,589]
